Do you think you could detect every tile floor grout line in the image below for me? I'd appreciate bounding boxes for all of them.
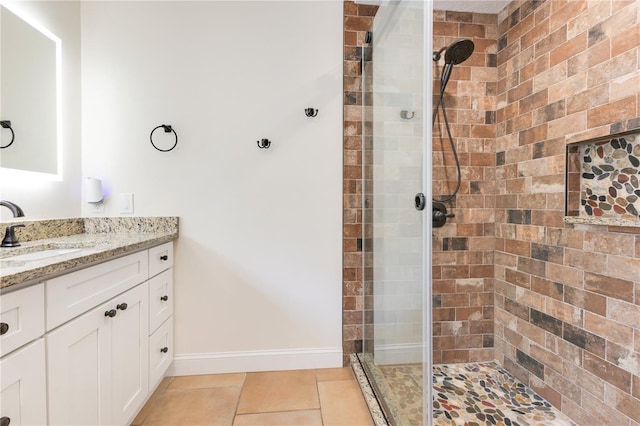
[314,373,326,426]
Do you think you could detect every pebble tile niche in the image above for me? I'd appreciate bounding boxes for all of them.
[566,131,640,223]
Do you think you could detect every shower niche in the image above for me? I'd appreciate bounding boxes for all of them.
[565,130,640,227]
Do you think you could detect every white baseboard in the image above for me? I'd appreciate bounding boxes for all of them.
[374,343,423,365]
[168,347,343,376]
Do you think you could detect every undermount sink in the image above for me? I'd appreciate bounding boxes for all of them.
[1,248,83,262]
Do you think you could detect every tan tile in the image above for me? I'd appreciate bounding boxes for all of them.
[142,387,240,426]
[236,370,319,414]
[318,380,373,426]
[233,410,322,426]
[131,376,172,425]
[315,367,355,382]
[167,373,245,391]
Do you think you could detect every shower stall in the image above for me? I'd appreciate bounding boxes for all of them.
[356,1,493,424]
[357,1,433,424]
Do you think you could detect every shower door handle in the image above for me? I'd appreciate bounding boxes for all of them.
[414,193,426,211]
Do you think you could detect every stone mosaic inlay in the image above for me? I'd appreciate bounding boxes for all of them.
[579,133,640,220]
[356,356,574,426]
[433,362,573,425]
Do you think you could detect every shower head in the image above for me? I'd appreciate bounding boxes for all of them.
[433,39,475,65]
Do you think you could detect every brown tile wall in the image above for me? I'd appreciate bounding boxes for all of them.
[493,0,640,424]
[432,10,498,364]
[343,1,377,366]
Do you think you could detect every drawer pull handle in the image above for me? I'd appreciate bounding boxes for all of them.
[104,309,117,318]
[1,416,10,426]
[160,347,169,353]
[160,255,168,261]
[117,303,128,311]
[160,295,169,302]
[0,322,8,335]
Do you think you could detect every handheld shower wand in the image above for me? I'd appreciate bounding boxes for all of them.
[432,39,475,202]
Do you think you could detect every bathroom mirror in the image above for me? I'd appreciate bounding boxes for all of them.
[0,3,60,177]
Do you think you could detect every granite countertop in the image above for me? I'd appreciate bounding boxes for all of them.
[0,217,178,291]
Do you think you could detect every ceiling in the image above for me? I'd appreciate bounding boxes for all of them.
[432,0,511,14]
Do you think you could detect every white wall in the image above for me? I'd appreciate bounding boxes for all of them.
[81,1,344,373]
[0,1,81,220]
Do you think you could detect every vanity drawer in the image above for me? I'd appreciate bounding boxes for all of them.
[46,251,149,331]
[149,317,173,389]
[149,269,173,334]
[0,283,45,357]
[149,242,173,278]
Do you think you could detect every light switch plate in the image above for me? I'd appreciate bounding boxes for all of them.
[119,193,134,214]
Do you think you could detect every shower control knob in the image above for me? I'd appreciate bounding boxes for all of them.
[414,193,426,211]
[433,202,454,228]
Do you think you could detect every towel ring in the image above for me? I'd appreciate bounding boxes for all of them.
[0,121,15,149]
[150,124,178,152]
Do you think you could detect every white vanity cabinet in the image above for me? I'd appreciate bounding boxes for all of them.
[0,283,47,426]
[0,240,176,426]
[44,245,175,426]
[147,243,174,389]
[47,282,149,426]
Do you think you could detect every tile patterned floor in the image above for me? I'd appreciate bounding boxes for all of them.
[358,356,575,426]
[433,362,574,425]
[131,368,374,426]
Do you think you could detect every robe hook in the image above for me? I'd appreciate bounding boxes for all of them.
[305,108,319,117]
[257,138,271,149]
[400,110,415,120]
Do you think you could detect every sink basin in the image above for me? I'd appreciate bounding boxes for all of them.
[2,248,83,262]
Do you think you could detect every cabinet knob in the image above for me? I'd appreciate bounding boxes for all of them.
[160,347,169,353]
[116,303,128,311]
[104,309,117,318]
[0,322,8,335]
[160,295,169,302]
[1,416,11,426]
[160,255,168,261]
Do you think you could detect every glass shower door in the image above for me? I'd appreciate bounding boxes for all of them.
[360,1,431,425]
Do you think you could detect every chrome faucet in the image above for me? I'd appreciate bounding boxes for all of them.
[0,200,25,247]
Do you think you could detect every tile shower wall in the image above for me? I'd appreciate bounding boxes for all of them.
[432,10,498,364]
[343,1,377,366]
[493,0,640,424]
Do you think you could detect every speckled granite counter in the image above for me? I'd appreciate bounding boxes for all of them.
[0,217,178,291]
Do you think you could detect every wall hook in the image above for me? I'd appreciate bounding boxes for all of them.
[150,124,178,152]
[305,108,319,117]
[400,110,415,120]
[257,138,271,149]
[0,120,15,149]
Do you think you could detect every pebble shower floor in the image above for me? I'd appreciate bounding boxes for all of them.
[356,357,575,426]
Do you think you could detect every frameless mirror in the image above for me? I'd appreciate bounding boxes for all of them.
[0,3,61,177]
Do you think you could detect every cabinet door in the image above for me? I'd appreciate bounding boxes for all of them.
[148,242,173,278]
[111,283,149,425]
[0,283,44,357]
[47,303,112,426]
[149,316,173,389]
[0,339,47,426]
[149,269,173,333]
